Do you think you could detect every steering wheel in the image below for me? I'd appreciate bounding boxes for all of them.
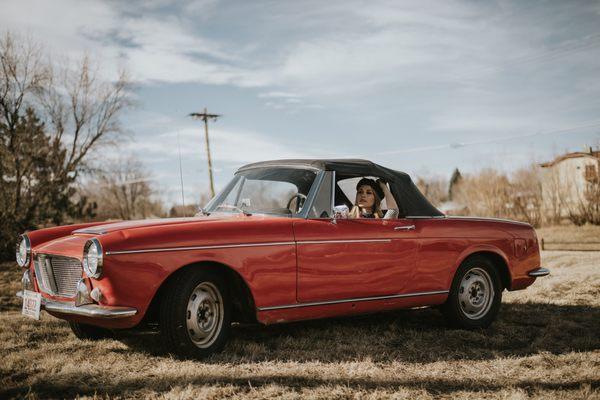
[286,193,307,213]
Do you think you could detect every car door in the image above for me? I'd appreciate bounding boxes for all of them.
[293,172,420,303]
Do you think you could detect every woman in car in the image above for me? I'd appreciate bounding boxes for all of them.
[348,178,399,219]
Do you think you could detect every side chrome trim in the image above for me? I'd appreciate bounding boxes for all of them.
[16,291,137,319]
[106,241,296,256]
[297,239,392,245]
[446,215,531,226]
[257,290,450,311]
[405,215,447,219]
[106,238,393,255]
[528,267,550,277]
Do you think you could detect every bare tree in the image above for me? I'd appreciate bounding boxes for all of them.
[415,175,448,207]
[0,33,48,121]
[454,169,511,218]
[509,165,542,227]
[40,56,131,177]
[0,33,50,216]
[0,31,131,259]
[84,156,164,220]
[1,32,131,176]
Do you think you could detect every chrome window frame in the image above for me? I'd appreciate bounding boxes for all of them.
[206,167,325,219]
[331,171,336,215]
[204,175,242,212]
[298,170,325,219]
[299,170,334,219]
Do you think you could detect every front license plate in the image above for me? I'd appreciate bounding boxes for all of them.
[22,290,42,320]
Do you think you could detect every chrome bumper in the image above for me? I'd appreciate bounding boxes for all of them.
[528,268,550,277]
[16,291,137,319]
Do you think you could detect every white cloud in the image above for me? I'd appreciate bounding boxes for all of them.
[0,0,271,85]
[3,0,600,204]
[126,125,312,164]
[4,0,599,100]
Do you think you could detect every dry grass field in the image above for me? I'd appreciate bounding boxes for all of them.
[536,225,600,251]
[1,249,599,399]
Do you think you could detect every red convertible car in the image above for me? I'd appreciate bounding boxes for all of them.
[16,159,549,358]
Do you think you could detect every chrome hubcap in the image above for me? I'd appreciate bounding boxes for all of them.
[186,282,224,348]
[458,267,494,320]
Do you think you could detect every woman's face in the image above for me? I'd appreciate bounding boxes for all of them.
[356,185,376,210]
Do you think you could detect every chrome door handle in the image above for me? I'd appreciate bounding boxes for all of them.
[394,225,415,231]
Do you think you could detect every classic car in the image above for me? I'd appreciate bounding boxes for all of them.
[15,159,549,358]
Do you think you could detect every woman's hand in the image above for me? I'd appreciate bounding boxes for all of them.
[376,179,390,194]
[377,178,399,213]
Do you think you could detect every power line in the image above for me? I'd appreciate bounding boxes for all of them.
[448,33,600,84]
[374,120,600,156]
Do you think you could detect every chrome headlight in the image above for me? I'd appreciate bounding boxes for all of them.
[16,235,31,268]
[83,238,103,279]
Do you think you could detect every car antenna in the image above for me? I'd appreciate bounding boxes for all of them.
[177,131,187,217]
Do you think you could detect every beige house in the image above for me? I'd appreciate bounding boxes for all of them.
[539,148,600,222]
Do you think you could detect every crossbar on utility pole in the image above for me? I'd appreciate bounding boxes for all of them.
[189,107,221,197]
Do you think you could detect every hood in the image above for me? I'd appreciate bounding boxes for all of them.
[72,215,242,235]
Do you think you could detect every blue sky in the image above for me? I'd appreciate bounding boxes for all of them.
[2,0,600,205]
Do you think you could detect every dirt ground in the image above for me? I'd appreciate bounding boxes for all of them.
[0,250,599,399]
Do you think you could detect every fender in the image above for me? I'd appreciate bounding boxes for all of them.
[146,258,258,319]
[448,243,512,289]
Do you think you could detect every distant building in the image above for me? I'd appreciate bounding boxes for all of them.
[539,147,600,222]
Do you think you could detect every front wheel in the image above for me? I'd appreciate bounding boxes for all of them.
[159,269,231,358]
[441,256,502,329]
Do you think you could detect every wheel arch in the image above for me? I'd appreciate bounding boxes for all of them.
[144,261,258,325]
[453,248,512,291]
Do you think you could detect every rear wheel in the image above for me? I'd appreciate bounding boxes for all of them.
[159,269,231,358]
[69,321,114,340]
[441,256,502,329]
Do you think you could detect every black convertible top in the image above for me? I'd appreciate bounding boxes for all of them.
[238,159,443,217]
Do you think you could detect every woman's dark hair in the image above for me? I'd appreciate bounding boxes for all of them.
[351,178,384,218]
[355,178,384,199]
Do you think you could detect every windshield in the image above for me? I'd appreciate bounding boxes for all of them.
[204,167,317,216]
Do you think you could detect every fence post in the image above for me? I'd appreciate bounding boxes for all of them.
[541,237,545,250]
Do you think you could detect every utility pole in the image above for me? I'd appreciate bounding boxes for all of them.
[189,108,221,197]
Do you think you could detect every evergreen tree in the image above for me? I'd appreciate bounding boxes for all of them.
[0,32,129,260]
[448,168,463,201]
[0,108,95,259]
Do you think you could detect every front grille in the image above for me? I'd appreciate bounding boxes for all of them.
[34,254,83,298]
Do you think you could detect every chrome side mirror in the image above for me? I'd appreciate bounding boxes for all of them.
[333,205,349,221]
[195,208,208,217]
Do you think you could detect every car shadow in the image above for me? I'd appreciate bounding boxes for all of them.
[115,301,600,364]
[3,301,598,399]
